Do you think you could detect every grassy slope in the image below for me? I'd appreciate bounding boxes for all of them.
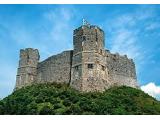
[0,83,160,115]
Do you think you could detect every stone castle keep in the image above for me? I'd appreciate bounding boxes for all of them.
[15,21,138,92]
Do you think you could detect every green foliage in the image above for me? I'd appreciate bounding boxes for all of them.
[0,101,4,114]
[0,83,160,115]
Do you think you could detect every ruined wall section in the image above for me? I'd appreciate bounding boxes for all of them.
[36,50,73,84]
[15,48,39,90]
[105,50,138,88]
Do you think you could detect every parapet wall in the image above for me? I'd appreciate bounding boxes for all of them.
[105,50,138,88]
[36,50,73,84]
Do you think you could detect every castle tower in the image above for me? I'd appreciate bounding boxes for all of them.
[15,48,39,89]
[70,20,109,92]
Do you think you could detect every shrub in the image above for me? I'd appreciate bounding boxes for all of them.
[63,99,71,106]
[1,83,160,115]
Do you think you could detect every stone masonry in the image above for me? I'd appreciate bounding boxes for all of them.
[15,20,139,92]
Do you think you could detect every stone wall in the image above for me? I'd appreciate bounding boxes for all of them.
[15,23,139,92]
[36,50,73,84]
[105,50,138,88]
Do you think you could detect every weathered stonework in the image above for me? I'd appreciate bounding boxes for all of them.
[15,21,139,92]
[36,50,73,84]
[16,48,39,89]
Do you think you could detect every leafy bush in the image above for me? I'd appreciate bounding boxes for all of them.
[0,83,160,115]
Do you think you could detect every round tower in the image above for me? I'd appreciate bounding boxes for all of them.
[15,48,39,89]
[70,20,109,92]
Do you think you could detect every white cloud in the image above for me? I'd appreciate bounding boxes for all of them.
[108,11,151,60]
[105,5,157,74]
[145,22,160,31]
[110,28,142,60]
[141,82,160,100]
[9,6,77,61]
[40,6,76,59]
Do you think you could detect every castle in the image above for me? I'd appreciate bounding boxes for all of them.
[15,20,138,92]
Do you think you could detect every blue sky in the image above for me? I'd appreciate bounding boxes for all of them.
[0,4,160,100]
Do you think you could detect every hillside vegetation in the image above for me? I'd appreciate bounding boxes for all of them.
[0,83,160,115]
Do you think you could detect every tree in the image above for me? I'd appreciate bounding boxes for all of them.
[0,101,4,114]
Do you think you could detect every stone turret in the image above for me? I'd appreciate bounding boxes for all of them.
[70,20,109,92]
[15,48,39,89]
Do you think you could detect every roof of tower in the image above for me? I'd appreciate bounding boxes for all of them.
[74,20,104,33]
